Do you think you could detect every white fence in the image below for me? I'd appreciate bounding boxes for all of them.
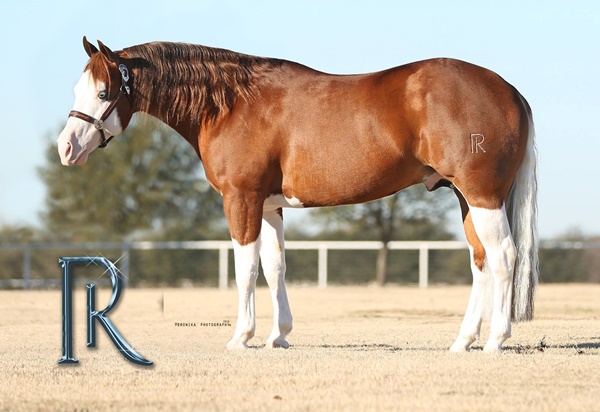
[1,240,598,289]
[285,240,469,288]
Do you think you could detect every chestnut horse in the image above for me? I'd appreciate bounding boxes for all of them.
[58,37,538,352]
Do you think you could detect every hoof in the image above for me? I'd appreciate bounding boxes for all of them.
[226,340,249,350]
[483,343,503,354]
[450,335,476,352]
[483,334,509,353]
[265,339,290,349]
[449,343,469,353]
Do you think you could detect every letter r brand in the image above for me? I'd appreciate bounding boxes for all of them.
[470,133,487,154]
[58,257,152,366]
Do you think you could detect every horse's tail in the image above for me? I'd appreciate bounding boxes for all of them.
[507,101,539,322]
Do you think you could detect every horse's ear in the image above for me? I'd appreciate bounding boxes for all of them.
[97,40,120,62]
[83,36,99,57]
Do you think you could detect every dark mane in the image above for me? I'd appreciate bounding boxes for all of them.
[123,42,283,126]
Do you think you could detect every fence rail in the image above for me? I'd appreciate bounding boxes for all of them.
[1,240,599,290]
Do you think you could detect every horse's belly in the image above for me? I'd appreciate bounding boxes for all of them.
[281,154,425,207]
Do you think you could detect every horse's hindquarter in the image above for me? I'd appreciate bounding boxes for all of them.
[403,59,530,206]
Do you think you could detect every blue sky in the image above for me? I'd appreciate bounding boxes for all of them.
[1,0,599,239]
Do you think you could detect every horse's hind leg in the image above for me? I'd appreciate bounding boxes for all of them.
[469,204,517,352]
[450,192,491,351]
[260,208,293,348]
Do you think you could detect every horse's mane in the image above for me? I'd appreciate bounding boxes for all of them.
[88,42,283,126]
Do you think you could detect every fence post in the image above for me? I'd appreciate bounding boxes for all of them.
[318,244,328,288]
[219,245,229,289]
[419,244,429,288]
[23,246,31,290]
[120,244,130,288]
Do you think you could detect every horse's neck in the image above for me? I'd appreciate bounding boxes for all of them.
[157,112,203,157]
[131,73,228,148]
[130,75,202,152]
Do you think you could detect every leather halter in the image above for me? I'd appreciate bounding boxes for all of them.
[68,63,131,149]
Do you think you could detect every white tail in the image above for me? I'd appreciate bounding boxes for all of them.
[507,113,539,322]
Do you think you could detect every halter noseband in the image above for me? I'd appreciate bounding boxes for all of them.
[68,63,131,149]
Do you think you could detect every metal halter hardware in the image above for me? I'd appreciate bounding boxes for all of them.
[68,63,131,149]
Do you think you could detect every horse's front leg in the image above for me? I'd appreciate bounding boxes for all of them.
[260,208,293,348]
[224,191,263,350]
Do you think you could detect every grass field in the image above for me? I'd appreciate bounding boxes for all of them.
[0,284,598,411]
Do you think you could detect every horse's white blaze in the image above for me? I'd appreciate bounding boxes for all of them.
[468,204,517,353]
[260,210,293,348]
[263,194,304,211]
[57,71,123,166]
[227,238,260,349]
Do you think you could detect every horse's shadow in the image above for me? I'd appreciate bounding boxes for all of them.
[294,338,600,353]
[297,343,435,352]
[503,340,600,352]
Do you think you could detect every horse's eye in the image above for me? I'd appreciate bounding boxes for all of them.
[98,91,107,100]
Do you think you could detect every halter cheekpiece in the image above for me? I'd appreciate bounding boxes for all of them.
[68,63,131,149]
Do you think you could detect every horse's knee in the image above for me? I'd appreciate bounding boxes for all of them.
[232,239,260,288]
[263,263,286,285]
[261,243,286,286]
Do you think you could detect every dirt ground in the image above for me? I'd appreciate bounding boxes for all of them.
[0,284,598,411]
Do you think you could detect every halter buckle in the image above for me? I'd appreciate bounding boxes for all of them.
[93,119,104,130]
[118,64,129,81]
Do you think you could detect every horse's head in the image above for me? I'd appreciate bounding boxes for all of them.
[57,37,134,165]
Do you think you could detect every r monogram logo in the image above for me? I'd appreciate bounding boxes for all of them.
[58,257,152,366]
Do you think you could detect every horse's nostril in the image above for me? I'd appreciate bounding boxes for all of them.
[64,142,73,159]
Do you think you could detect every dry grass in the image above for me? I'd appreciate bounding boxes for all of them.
[0,284,598,411]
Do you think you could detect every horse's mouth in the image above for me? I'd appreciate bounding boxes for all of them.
[66,149,90,166]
